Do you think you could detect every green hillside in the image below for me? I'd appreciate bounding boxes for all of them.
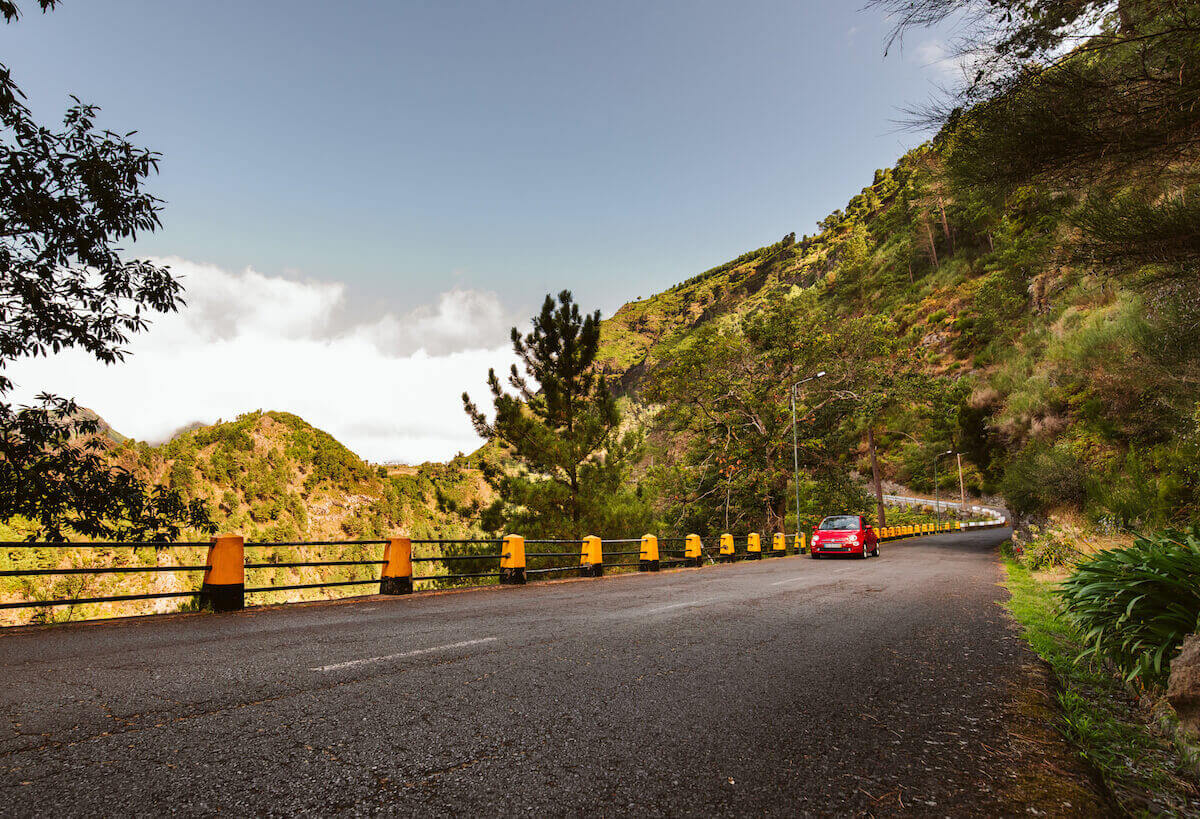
[0,411,494,625]
[598,142,1199,529]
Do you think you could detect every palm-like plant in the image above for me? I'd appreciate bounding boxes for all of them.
[1057,529,1200,687]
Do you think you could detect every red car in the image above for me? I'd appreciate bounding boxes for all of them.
[810,515,879,559]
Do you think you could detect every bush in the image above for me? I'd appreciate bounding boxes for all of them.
[1057,528,1200,687]
[1000,440,1087,516]
[1014,522,1082,570]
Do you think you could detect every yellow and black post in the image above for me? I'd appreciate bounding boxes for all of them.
[685,534,702,567]
[794,532,807,554]
[747,533,762,560]
[771,532,786,557]
[719,533,735,563]
[501,534,526,584]
[380,537,413,595]
[580,535,603,578]
[639,534,660,572]
[200,534,244,612]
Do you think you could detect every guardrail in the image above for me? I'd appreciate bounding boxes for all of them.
[881,493,1007,523]
[0,519,1009,622]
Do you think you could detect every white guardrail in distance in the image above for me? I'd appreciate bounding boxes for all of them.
[880,494,1008,527]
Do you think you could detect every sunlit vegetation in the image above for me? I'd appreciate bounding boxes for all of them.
[0,411,495,624]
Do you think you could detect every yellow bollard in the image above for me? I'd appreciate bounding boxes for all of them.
[580,535,603,578]
[640,534,660,572]
[200,534,244,612]
[685,534,702,567]
[747,533,762,559]
[794,532,807,554]
[381,537,413,595]
[501,534,526,584]
[720,533,735,562]
[772,532,787,556]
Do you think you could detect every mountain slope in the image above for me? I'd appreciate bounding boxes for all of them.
[0,411,494,625]
[598,145,1200,526]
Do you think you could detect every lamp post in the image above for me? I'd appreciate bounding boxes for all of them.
[790,371,825,545]
[933,449,954,527]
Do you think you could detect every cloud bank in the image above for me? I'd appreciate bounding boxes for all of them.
[7,258,520,464]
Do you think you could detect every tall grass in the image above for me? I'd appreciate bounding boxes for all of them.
[1057,528,1200,687]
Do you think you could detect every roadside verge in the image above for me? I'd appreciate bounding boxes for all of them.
[1002,557,1200,814]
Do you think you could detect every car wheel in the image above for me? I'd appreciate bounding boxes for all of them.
[858,547,868,559]
[811,552,820,559]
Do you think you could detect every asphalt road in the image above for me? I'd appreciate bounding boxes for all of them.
[0,529,1106,816]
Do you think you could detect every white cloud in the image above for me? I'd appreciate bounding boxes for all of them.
[911,37,990,86]
[7,258,521,464]
[914,39,958,80]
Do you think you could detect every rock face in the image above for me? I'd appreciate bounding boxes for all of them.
[1168,633,1200,734]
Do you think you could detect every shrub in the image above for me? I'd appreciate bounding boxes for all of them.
[1057,528,1200,687]
[1014,522,1082,570]
[1000,440,1087,516]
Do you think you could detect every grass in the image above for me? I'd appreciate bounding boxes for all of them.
[1002,556,1200,815]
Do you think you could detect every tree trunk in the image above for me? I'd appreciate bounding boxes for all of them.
[923,218,939,268]
[937,196,954,253]
[768,491,787,536]
[868,426,886,528]
[957,453,966,509]
[570,467,580,539]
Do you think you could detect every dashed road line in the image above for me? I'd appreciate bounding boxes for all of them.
[643,600,712,615]
[311,637,499,672]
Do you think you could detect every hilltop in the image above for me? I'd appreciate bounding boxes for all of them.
[105,410,493,542]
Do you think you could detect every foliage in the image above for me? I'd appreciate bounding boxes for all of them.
[0,397,212,541]
[644,292,900,534]
[0,4,209,540]
[1000,440,1089,517]
[1058,528,1200,686]
[464,292,646,539]
[1012,521,1083,570]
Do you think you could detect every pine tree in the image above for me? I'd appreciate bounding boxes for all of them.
[463,291,645,539]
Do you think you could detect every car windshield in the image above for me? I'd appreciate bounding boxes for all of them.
[819,516,860,531]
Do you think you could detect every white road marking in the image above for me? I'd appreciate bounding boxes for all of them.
[311,637,499,672]
[770,576,808,586]
[644,600,710,615]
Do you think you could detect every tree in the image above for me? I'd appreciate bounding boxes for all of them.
[0,2,213,540]
[463,291,646,539]
[873,1,1200,278]
[645,293,893,536]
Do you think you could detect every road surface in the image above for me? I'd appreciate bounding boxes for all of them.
[0,528,1109,816]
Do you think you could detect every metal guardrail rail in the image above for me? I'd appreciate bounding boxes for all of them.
[881,494,1007,523]
[0,518,1009,622]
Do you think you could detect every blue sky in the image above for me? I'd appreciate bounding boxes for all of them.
[2,0,954,316]
[5,1,959,461]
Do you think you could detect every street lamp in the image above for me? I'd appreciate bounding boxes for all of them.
[790,371,826,544]
[933,449,954,527]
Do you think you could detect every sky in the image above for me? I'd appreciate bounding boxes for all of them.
[3,1,961,463]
